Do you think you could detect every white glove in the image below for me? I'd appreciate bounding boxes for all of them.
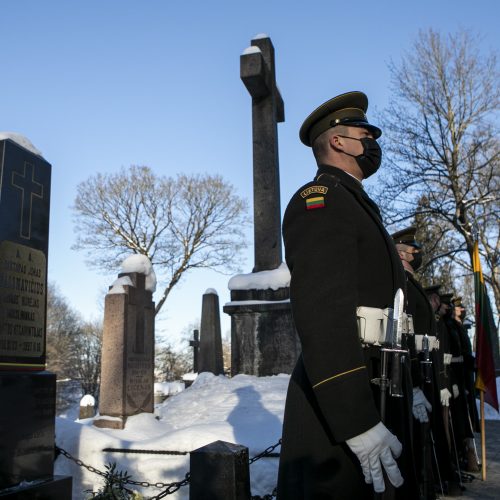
[443,353,452,365]
[412,387,432,423]
[452,384,459,399]
[346,422,404,493]
[440,388,452,407]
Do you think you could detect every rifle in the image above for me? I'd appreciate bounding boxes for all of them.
[420,333,444,497]
[421,334,432,384]
[376,289,407,421]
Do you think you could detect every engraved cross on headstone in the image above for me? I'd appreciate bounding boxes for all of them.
[241,35,284,272]
[11,162,44,239]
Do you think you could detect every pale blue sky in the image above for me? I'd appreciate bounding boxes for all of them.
[1,0,499,347]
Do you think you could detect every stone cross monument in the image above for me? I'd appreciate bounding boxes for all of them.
[224,36,300,376]
[94,270,155,430]
[240,34,284,272]
[0,135,71,497]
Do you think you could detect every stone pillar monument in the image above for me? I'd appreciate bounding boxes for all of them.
[0,135,71,497]
[94,270,155,429]
[198,289,224,375]
[223,35,301,376]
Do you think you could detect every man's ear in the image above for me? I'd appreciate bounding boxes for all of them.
[329,132,342,151]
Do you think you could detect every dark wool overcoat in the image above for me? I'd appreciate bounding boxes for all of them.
[277,165,417,500]
[445,316,475,442]
[406,273,453,486]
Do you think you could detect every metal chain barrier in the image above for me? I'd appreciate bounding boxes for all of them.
[249,438,282,465]
[56,446,190,497]
[56,447,108,480]
[249,439,281,499]
[56,438,282,499]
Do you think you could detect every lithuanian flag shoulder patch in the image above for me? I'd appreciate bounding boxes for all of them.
[305,196,325,210]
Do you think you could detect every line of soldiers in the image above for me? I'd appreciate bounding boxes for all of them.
[392,226,481,498]
[277,91,481,500]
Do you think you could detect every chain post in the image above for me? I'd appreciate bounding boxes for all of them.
[56,437,282,499]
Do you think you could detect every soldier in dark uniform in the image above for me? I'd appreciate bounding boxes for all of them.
[392,228,454,498]
[438,291,466,493]
[451,297,480,471]
[443,295,478,473]
[423,286,462,496]
[277,91,413,499]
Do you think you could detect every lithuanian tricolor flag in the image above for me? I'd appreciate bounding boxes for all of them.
[305,196,325,210]
[473,241,499,412]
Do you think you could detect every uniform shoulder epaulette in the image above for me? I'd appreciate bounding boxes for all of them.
[316,172,340,187]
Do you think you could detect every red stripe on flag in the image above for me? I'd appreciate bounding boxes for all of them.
[473,241,499,412]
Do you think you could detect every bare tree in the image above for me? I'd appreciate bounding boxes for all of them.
[46,283,102,401]
[46,282,82,379]
[72,166,249,315]
[73,320,102,400]
[155,341,191,381]
[375,28,500,313]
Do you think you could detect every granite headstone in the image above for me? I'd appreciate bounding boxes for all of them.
[0,136,71,495]
[94,271,155,429]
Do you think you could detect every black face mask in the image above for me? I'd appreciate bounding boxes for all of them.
[411,251,422,271]
[337,135,382,178]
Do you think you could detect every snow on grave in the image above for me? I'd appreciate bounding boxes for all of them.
[228,263,290,291]
[120,254,157,292]
[154,381,184,404]
[55,372,288,499]
[79,394,96,420]
[0,131,44,157]
[242,46,261,55]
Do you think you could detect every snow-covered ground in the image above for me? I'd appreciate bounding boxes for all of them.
[55,373,500,499]
[55,373,288,499]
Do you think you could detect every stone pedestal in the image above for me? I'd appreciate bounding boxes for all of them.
[224,288,300,376]
[0,137,71,497]
[95,272,155,429]
[0,371,55,489]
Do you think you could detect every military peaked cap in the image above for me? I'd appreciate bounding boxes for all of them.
[391,226,422,249]
[424,284,441,295]
[439,292,454,305]
[299,91,382,147]
[452,296,464,307]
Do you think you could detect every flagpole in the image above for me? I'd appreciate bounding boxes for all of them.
[480,390,486,480]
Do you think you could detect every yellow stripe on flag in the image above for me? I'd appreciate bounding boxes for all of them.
[473,241,483,283]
